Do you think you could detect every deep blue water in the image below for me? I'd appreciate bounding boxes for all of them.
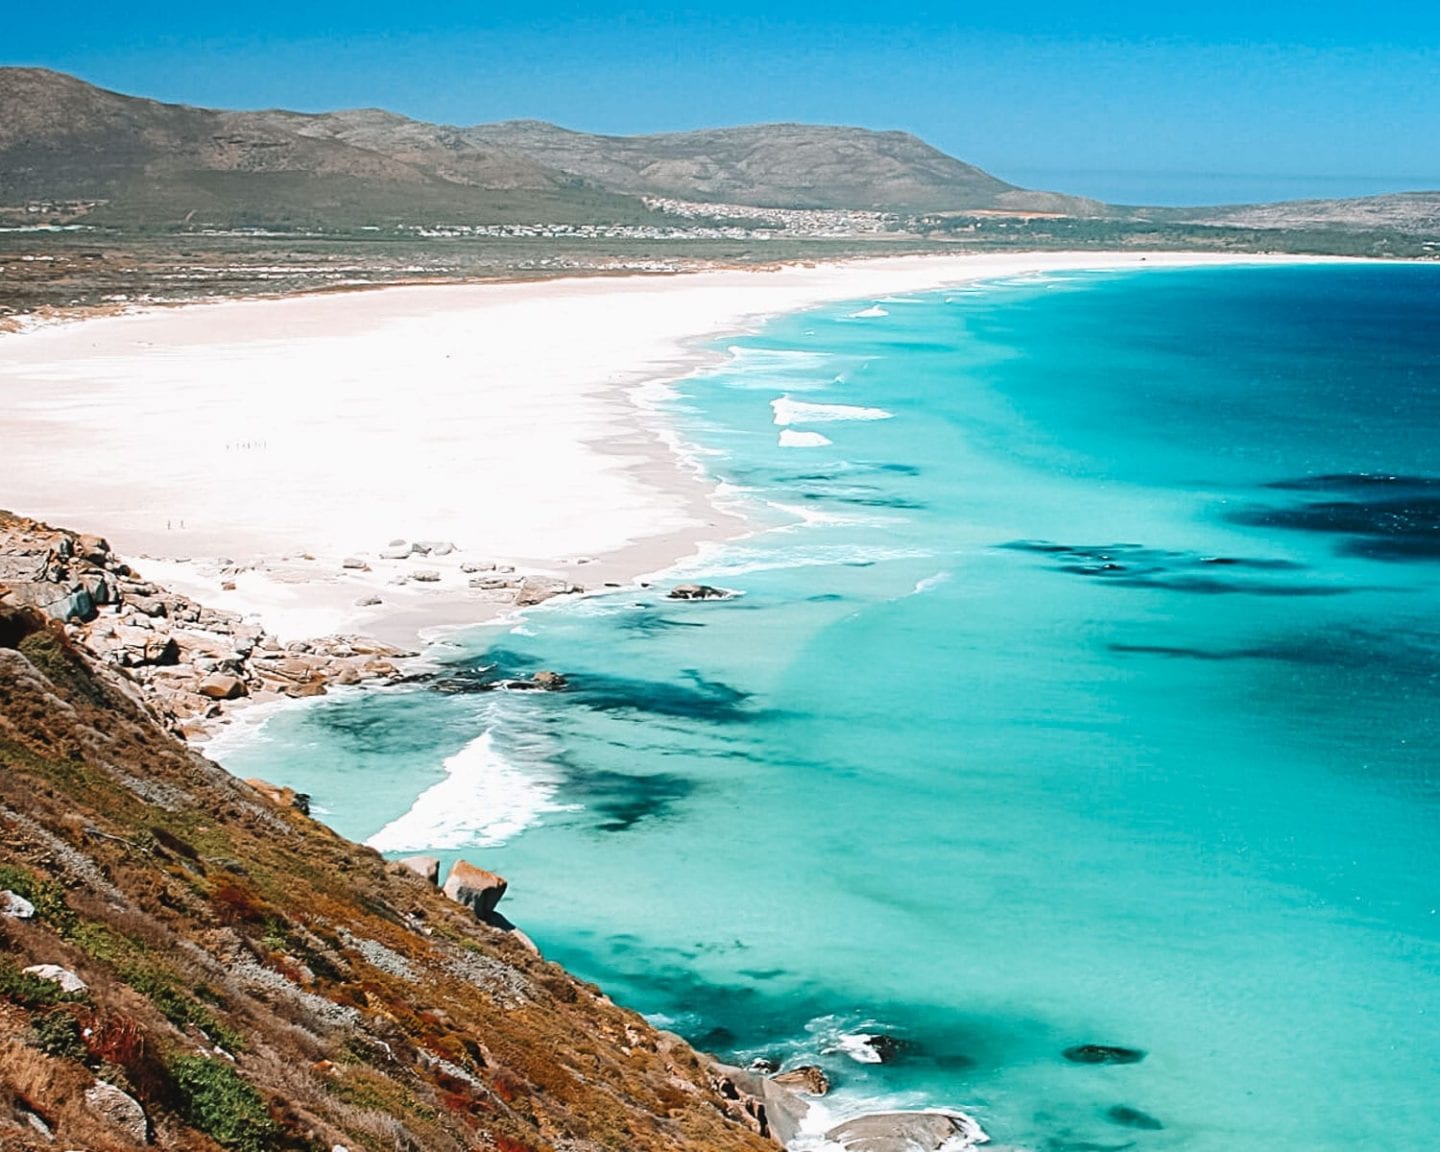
[223,264,1440,1151]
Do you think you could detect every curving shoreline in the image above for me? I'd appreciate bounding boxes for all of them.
[0,252,1325,664]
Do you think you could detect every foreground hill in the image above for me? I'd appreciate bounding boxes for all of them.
[0,68,1092,226]
[0,511,780,1151]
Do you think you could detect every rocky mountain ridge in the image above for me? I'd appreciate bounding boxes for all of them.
[0,67,1094,226]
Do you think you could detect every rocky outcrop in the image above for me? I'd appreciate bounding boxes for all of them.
[771,1064,830,1095]
[0,595,776,1152]
[707,1061,811,1146]
[823,1110,988,1151]
[396,855,441,885]
[0,513,413,738]
[667,583,732,600]
[244,778,312,816]
[443,860,509,918]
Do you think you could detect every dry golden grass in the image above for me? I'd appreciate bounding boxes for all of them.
[0,597,774,1152]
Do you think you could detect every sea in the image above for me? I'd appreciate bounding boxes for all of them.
[219,263,1440,1151]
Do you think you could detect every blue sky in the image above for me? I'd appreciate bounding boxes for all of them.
[7,2,1439,204]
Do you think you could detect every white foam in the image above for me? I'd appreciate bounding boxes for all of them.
[669,543,929,580]
[848,305,890,318]
[912,570,952,595]
[366,729,573,852]
[772,396,894,426]
[837,1033,884,1064]
[779,430,834,448]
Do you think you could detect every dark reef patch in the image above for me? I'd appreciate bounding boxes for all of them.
[1106,1106,1163,1131]
[566,768,694,832]
[1001,541,1338,596]
[799,490,927,510]
[1063,1044,1146,1065]
[1265,472,1440,493]
[1108,626,1440,672]
[616,608,709,636]
[1230,473,1440,561]
[434,649,760,723]
[566,668,757,723]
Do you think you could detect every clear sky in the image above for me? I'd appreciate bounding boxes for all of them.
[7,2,1440,205]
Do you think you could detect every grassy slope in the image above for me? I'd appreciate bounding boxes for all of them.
[0,587,774,1152]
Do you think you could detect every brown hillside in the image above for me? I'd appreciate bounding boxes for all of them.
[0,514,776,1151]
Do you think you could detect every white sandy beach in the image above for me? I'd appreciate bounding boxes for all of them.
[0,251,1305,643]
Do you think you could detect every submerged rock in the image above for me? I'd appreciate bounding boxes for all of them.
[1063,1044,1146,1065]
[443,860,508,918]
[531,670,568,690]
[1107,1104,1164,1130]
[824,1110,988,1151]
[837,1031,909,1064]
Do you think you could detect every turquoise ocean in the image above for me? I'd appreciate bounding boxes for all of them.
[222,264,1440,1150]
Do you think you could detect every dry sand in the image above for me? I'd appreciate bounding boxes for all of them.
[0,251,1307,644]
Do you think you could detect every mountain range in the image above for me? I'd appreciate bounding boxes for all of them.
[3,67,1438,248]
[0,67,1096,227]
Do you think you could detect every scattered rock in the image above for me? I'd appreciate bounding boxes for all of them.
[23,964,88,994]
[411,569,441,583]
[667,583,729,600]
[443,860,508,918]
[397,855,441,886]
[1,890,36,919]
[771,1065,830,1095]
[23,1108,52,1139]
[1063,1044,1146,1065]
[197,672,246,700]
[514,576,581,607]
[355,595,383,607]
[84,1080,149,1144]
[380,542,412,560]
[824,1110,988,1152]
[460,561,494,574]
[341,556,369,570]
[748,1058,780,1075]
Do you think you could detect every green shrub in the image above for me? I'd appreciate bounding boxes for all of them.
[0,863,76,933]
[0,956,82,1009]
[166,1054,278,1152]
[33,1008,87,1060]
